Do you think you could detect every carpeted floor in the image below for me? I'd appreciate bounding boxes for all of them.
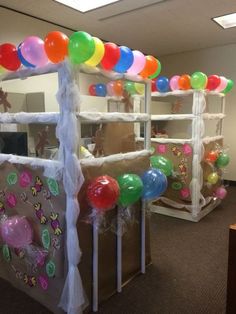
[1,187,235,314]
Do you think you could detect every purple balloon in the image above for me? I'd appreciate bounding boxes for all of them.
[21,36,48,68]
[1,216,33,248]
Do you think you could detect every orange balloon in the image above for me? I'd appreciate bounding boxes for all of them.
[113,80,123,96]
[205,150,219,163]
[178,74,191,90]
[139,56,158,78]
[44,31,69,63]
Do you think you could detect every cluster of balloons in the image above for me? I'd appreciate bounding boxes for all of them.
[151,72,234,94]
[87,169,167,214]
[88,80,146,97]
[0,31,162,79]
[206,150,230,187]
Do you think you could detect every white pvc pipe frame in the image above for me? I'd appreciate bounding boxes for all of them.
[0,63,151,312]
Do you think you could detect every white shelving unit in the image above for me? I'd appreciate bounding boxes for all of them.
[149,89,225,222]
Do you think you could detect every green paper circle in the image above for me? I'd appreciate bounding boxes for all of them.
[46,260,56,278]
[171,182,183,191]
[42,229,51,250]
[7,172,18,185]
[117,174,143,207]
[47,178,59,196]
[2,244,11,262]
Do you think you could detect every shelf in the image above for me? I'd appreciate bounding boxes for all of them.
[151,114,194,121]
[78,112,150,123]
[151,90,225,98]
[136,137,192,144]
[0,112,59,124]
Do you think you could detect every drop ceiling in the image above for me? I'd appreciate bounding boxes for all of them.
[1,0,236,57]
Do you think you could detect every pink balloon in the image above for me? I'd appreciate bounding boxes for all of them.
[127,50,145,75]
[21,36,48,67]
[107,81,115,96]
[1,216,33,248]
[170,75,180,91]
[214,186,227,200]
[215,76,228,92]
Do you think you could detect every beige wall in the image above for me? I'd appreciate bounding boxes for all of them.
[160,46,236,180]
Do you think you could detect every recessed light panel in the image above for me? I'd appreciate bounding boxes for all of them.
[54,0,121,13]
[213,13,236,29]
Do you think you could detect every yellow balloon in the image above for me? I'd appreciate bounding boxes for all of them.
[207,172,219,184]
[134,82,145,95]
[85,37,105,67]
[0,66,6,74]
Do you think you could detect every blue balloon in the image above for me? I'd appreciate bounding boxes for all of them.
[95,83,107,97]
[141,168,167,201]
[114,46,134,73]
[156,76,169,92]
[17,43,35,68]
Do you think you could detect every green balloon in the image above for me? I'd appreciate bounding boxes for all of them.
[69,31,95,64]
[216,152,230,168]
[124,81,136,95]
[149,60,162,79]
[117,174,143,207]
[150,155,173,176]
[190,71,207,89]
[223,79,234,94]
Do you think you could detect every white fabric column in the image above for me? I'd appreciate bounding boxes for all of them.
[56,61,87,314]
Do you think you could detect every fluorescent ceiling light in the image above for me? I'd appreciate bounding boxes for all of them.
[54,0,121,13]
[213,12,236,29]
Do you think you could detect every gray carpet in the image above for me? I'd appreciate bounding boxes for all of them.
[1,187,235,314]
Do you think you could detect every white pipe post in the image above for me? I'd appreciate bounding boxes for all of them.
[117,206,122,292]
[93,213,98,312]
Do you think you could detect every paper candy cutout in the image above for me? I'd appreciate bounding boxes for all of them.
[23,274,37,287]
[34,202,47,224]
[50,213,62,236]
[0,201,5,213]
[31,176,43,196]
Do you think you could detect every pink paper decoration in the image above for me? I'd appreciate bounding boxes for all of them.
[6,192,17,208]
[180,187,190,199]
[182,144,192,156]
[19,170,33,188]
[157,144,167,154]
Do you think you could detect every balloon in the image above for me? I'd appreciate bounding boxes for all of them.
[124,81,136,95]
[139,56,158,78]
[206,75,221,90]
[117,174,143,207]
[216,152,230,168]
[21,36,48,67]
[223,79,234,94]
[17,43,35,68]
[95,83,107,97]
[69,31,95,64]
[178,74,191,90]
[100,42,120,71]
[0,43,21,71]
[215,186,227,200]
[88,84,96,96]
[150,155,173,176]
[85,37,105,67]
[151,79,158,92]
[156,76,169,92]
[207,172,219,184]
[149,59,162,79]
[169,75,180,91]
[87,176,120,212]
[1,216,33,248]
[127,50,146,75]
[205,150,219,163]
[113,80,123,96]
[44,31,69,63]
[141,168,167,200]
[107,81,116,96]
[0,66,6,74]
[134,82,145,94]
[114,46,134,73]
[190,71,208,89]
[215,76,228,92]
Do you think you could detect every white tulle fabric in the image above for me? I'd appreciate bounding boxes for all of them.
[56,61,87,314]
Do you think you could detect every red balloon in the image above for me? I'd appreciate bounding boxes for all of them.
[89,84,96,96]
[87,175,120,212]
[206,75,221,91]
[151,79,157,92]
[0,43,21,71]
[100,43,120,71]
